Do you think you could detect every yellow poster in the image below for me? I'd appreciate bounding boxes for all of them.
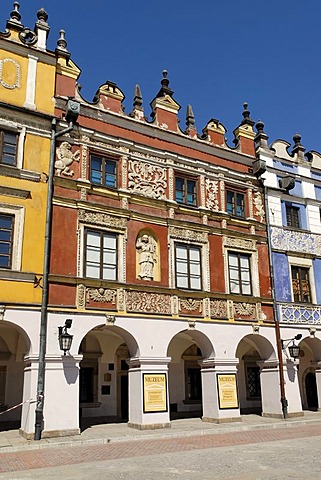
[143,373,167,413]
[217,374,238,409]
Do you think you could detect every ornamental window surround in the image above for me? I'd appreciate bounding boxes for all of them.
[90,153,117,188]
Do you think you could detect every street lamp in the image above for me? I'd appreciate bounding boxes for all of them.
[281,334,302,359]
[58,319,73,355]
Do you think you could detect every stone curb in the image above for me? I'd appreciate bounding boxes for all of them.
[1,417,321,454]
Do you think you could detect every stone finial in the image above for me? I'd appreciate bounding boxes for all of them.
[55,30,70,60]
[10,2,21,24]
[292,132,306,161]
[241,102,255,127]
[133,84,143,110]
[156,69,174,98]
[36,8,48,24]
[186,104,195,128]
[254,119,269,150]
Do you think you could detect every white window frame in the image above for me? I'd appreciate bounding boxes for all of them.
[78,224,125,282]
[0,203,25,271]
[223,239,259,297]
[288,256,316,304]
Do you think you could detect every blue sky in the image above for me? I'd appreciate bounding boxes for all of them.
[2,1,321,153]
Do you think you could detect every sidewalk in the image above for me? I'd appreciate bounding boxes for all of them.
[1,411,321,454]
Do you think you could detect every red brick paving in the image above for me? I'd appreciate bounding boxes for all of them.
[0,424,321,473]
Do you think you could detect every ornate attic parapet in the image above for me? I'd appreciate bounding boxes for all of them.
[150,70,181,132]
[92,80,125,114]
[233,102,256,156]
[201,118,227,148]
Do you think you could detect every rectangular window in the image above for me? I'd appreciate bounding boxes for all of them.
[0,214,14,269]
[175,244,202,290]
[286,205,300,228]
[291,266,311,303]
[85,230,117,280]
[228,252,252,295]
[90,154,117,188]
[226,190,245,217]
[0,131,18,166]
[175,177,197,206]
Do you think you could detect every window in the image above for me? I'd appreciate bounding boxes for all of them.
[175,244,202,290]
[228,252,251,295]
[0,214,14,268]
[226,190,245,217]
[0,130,18,166]
[175,177,197,206]
[90,154,117,188]
[286,205,300,228]
[291,266,311,303]
[85,230,117,280]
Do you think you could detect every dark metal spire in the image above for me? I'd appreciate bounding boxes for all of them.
[133,84,143,110]
[10,2,21,24]
[37,8,48,25]
[156,70,174,98]
[240,102,255,127]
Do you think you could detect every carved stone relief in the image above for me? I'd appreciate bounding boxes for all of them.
[55,142,80,177]
[179,298,202,313]
[78,209,127,230]
[86,288,116,304]
[169,226,208,243]
[77,284,86,308]
[223,236,256,251]
[210,300,228,318]
[253,191,265,222]
[136,233,157,280]
[0,58,20,89]
[127,159,167,199]
[234,302,255,317]
[126,291,171,314]
[205,178,219,211]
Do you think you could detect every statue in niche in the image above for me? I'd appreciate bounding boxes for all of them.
[55,141,80,177]
[136,234,157,280]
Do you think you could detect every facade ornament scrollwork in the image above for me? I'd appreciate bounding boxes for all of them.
[172,295,179,315]
[80,144,88,179]
[87,288,116,304]
[126,291,171,314]
[210,300,228,318]
[55,142,80,177]
[169,226,208,243]
[127,160,167,199]
[117,288,125,311]
[78,209,127,230]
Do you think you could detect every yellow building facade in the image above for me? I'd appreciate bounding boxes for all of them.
[0,5,55,428]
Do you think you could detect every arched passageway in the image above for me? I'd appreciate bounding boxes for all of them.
[0,321,30,431]
[298,337,321,411]
[78,325,138,430]
[166,329,214,420]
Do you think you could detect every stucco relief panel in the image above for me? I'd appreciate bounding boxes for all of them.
[0,58,20,89]
[127,159,167,199]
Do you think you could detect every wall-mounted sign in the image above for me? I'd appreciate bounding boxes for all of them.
[217,373,239,409]
[143,373,168,413]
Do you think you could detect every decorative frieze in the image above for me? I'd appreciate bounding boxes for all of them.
[210,300,228,318]
[271,227,321,256]
[234,302,255,317]
[126,291,171,314]
[55,142,80,177]
[179,298,202,313]
[86,288,116,304]
[76,284,86,308]
[127,159,167,199]
[169,226,208,243]
[279,304,321,324]
[223,236,256,251]
[205,178,219,211]
[78,209,127,230]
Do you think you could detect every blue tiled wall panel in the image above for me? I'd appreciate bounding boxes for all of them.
[273,252,292,301]
[313,258,321,304]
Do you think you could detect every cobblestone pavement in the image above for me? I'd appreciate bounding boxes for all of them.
[0,423,321,479]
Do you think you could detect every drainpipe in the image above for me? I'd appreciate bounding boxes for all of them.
[263,183,288,419]
[35,101,79,440]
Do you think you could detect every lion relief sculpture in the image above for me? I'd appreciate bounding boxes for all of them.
[55,141,80,177]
